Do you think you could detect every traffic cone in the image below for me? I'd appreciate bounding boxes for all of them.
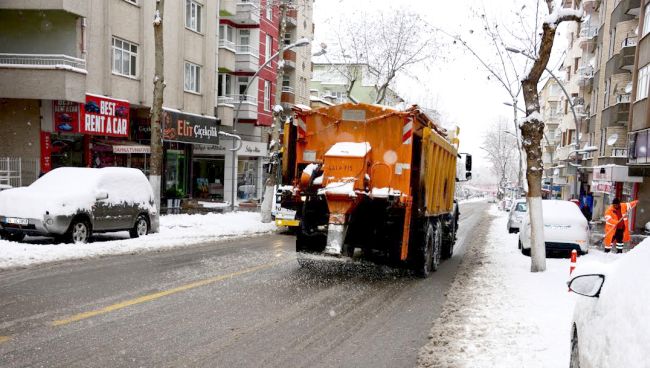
[570,249,577,275]
[569,249,577,292]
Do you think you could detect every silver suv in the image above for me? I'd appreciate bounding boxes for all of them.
[0,167,159,243]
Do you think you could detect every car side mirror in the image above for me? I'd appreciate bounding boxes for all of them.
[568,274,605,297]
[96,191,109,200]
[464,153,472,172]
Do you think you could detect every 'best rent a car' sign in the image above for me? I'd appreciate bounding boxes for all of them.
[80,94,130,137]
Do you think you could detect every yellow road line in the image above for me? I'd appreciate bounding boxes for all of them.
[0,336,9,344]
[52,261,280,327]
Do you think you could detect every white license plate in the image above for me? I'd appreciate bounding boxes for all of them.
[5,217,28,225]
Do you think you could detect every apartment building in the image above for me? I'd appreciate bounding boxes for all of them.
[539,78,564,198]
[0,0,221,202]
[279,0,314,109]
[215,0,281,203]
[627,0,650,229]
[310,63,404,106]
[553,0,642,220]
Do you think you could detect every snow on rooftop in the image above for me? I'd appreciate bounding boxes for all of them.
[325,142,371,158]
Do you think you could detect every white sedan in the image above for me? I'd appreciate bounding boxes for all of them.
[507,199,527,233]
[518,200,590,255]
[568,238,650,367]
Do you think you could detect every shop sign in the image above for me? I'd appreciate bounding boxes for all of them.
[591,180,614,194]
[53,101,81,133]
[40,132,52,173]
[81,94,130,137]
[162,109,219,144]
[193,140,267,157]
[113,145,151,154]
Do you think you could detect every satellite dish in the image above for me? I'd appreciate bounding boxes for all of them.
[625,82,633,94]
[607,134,619,146]
[553,168,560,176]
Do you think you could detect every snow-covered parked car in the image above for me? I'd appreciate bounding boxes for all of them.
[518,200,590,255]
[507,199,527,233]
[568,238,650,367]
[0,167,159,243]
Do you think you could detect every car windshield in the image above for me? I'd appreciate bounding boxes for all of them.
[515,203,527,212]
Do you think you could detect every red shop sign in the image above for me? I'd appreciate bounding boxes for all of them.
[40,131,52,173]
[81,94,130,137]
[53,100,81,133]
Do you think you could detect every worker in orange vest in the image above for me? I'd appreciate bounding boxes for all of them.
[603,198,638,253]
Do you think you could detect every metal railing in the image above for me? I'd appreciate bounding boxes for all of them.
[219,39,236,50]
[218,94,258,105]
[0,157,40,187]
[616,93,631,104]
[281,85,294,93]
[611,148,628,157]
[235,45,259,56]
[579,27,599,39]
[622,37,637,48]
[0,53,86,70]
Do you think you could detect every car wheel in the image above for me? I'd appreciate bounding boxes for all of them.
[1,231,25,242]
[130,215,149,238]
[570,328,580,368]
[521,247,531,256]
[68,219,91,244]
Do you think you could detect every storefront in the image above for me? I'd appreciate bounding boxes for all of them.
[162,108,220,199]
[591,165,642,223]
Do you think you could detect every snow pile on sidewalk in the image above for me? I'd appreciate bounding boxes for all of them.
[459,197,487,204]
[0,211,276,269]
[418,206,622,368]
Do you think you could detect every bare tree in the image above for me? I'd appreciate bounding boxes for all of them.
[519,2,582,272]
[149,0,165,211]
[332,10,437,104]
[481,119,519,196]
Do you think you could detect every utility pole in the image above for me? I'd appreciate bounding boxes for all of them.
[150,0,165,211]
[261,2,288,223]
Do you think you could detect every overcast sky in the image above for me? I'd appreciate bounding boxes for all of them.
[312,0,568,185]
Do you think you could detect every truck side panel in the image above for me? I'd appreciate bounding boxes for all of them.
[422,127,457,217]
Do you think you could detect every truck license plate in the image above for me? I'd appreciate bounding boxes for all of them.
[5,217,28,225]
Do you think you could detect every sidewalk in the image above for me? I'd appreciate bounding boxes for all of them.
[417,206,622,368]
[0,211,276,270]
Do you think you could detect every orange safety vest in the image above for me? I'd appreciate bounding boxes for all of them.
[604,200,638,246]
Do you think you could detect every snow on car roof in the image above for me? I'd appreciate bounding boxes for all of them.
[542,200,585,224]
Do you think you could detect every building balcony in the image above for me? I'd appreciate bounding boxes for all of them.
[610,0,641,28]
[583,0,602,12]
[282,49,296,69]
[0,53,86,102]
[285,9,297,28]
[235,45,259,73]
[217,95,258,121]
[578,27,598,52]
[577,66,595,87]
[601,95,630,128]
[220,0,260,25]
[605,43,636,77]
[0,0,88,17]
[218,40,236,72]
[281,86,295,104]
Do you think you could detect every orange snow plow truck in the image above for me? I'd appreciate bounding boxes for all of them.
[277,103,471,276]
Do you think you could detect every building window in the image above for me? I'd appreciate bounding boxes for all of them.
[600,128,607,156]
[265,34,272,63]
[218,73,233,97]
[283,32,292,46]
[637,64,650,101]
[184,62,201,93]
[264,80,271,111]
[266,1,272,20]
[237,76,251,98]
[219,24,234,49]
[644,3,650,37]
[112,37,138,77]
[604,79,611,108]
[185,0,202,33]
[609,28,616,58]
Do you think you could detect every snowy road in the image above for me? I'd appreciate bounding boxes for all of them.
[0,202,489,367]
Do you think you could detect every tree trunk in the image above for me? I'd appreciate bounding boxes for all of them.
[150,0,165,212]
[520,4,582,272]
[261,2,287,223]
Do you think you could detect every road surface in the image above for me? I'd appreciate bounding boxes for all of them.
[0,202,491,367]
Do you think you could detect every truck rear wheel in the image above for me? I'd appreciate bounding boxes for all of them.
[416,218,442,277]
[441,214,457,260]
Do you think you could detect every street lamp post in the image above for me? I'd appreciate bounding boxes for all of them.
[506,47,583,199]
[229,38,311,211]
